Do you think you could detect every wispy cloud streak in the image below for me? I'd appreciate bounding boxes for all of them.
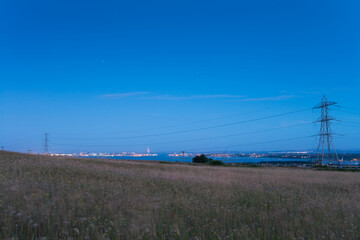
[103,92,150,98]
[237,95,296,102]
[103,93,296,102]
[141,94,245,100]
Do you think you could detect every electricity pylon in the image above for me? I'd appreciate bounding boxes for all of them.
[313,96,339,165]
[44,133,49,154]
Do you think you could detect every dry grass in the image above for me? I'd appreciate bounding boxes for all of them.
[1,151,360,240]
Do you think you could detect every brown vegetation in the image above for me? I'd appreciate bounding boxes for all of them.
[0,151,360,239]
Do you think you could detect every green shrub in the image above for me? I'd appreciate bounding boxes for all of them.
[193,154,211,163]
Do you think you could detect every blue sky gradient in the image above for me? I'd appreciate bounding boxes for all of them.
[1,0,360,153]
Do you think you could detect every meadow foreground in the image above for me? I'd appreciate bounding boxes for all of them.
[0,151,360,240]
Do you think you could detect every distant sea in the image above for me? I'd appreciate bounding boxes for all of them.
[81,153,308,163]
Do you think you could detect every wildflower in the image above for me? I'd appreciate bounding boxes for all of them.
[73,228,80,235]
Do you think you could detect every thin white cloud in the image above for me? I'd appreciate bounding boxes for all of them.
[236,95,296,102]
[103,92,151,98]
[141,94,245,100]
[103,93,296,102]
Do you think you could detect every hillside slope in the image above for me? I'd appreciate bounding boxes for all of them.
[0,151,359,239]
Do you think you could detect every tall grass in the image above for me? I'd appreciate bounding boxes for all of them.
[1,151,360,239]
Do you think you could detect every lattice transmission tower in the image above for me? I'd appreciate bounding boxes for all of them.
[313,96,339,165]
[44,133,49,154]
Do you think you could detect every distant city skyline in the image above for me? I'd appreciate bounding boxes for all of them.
[1,0,359,153]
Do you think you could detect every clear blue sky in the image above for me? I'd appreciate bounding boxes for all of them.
[1,0,359,153]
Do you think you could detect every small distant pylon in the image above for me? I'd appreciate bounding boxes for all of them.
[313,96,339,165]
[44,133,49,155]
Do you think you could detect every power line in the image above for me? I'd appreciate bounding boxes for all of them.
[334,136,360,141]
[51,136,313,154]
[183,135,313,152]
[51,122,313,149]
[335,123,360,128]
[341,121,360,126]
[52,108,312,141]
[342,106,360,112]
[48,106,285,137]
[337,109,360,115]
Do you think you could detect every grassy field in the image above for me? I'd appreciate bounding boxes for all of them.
[1,151,360,240]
